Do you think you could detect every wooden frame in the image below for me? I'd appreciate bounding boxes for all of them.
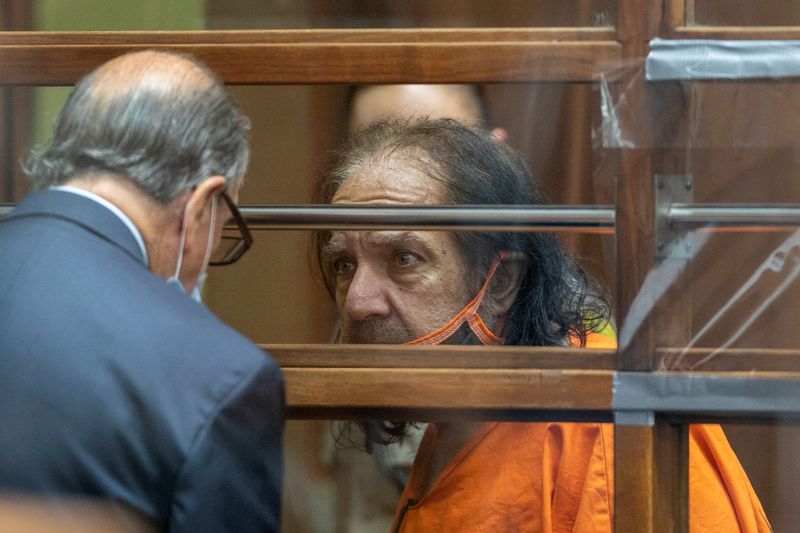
[664,0,800,39]
[0,29,620,85]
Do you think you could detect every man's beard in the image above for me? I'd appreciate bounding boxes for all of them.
[340,319,414,344]
[340,317,477,345]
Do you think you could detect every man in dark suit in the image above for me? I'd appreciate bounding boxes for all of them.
[0,50,283,531]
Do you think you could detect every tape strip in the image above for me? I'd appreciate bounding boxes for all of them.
[613,372,800,415]
[647,38,800,81]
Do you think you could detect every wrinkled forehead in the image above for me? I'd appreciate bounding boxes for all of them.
[324,230,435,252]
[332,153,447,206]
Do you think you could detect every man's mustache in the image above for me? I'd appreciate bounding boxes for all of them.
[340,319,414,344]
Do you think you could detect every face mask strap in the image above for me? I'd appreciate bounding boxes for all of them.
[172,200,193,280]
[171,194,218,291]
[467,313,502,345]
[199,196,217,278]
[407,251,508,346]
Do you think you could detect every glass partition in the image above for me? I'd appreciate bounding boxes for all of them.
[6,0,616,31]
[4,3,800,532]
[690,1,800,27]
[206,83,612,345]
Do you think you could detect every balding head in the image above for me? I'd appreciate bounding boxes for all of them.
[26,50,250,203]
[89,50,215,103]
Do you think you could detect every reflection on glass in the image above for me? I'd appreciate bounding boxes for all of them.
[32,0,204,31]
[8,0,616,31]
[690,1,800,26]
[207,0,615,29]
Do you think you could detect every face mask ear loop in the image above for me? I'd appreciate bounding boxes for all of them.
[172,200,192,280]
[199,196,217,276]
[407,251,508,346]
[467,314,502,345]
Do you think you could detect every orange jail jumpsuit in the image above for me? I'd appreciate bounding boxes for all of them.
[392,335,771,533]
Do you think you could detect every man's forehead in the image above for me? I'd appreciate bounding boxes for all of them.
[325,230,435,250]
[332,157,445,206]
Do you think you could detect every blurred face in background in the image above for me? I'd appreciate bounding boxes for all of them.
[349,84,484,134]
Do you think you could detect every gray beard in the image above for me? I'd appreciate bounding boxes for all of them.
[340,319,478,345]
[340,320,413,344]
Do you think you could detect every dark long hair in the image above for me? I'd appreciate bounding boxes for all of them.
[314,118,610,445]
[315,118,609,346]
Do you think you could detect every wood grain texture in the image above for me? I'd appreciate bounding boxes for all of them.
[613,2,690,531]
[282,367,613,410]
[0,41,621,85]
[671,26,800,39]
[664,0,687,31]
[0,27,617,45]
[615,421,689,533]
[614,0,663,372]
[263,344,616,369]
[267,344,800,372]
[657,348,800,372]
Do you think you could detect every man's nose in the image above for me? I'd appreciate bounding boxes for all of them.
[343,265,391,321]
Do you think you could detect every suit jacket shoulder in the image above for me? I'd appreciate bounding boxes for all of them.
[0,190,283,531]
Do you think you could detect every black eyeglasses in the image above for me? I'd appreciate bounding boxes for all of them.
[209,191,253,266]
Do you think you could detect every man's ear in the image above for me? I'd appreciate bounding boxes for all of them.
[183,176,226,252]
[487,252,527,316]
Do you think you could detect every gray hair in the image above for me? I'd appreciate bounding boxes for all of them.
[25,50,250,203]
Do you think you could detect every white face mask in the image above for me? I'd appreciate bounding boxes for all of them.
[166,195,217,303]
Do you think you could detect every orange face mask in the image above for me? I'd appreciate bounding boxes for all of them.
[406,252,507,346]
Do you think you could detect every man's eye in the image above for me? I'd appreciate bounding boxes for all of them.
[333,258,356,276]
[394,252,419,267]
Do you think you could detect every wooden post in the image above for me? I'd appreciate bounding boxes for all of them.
[614,1,690,531]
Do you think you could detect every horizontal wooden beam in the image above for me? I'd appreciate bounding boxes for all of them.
[670,26,800,39]
[0,28,617,45]
[263,344,616,369]
[283,367,613,415]
[272,345,800,420]
[266,344,800,372]
[656,347,800,372]
[0,41,621,85]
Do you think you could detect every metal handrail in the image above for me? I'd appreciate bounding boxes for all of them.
[0,203,616,233]
[238,205,615,232]
[6,202,800,233]
[670,204,800,232]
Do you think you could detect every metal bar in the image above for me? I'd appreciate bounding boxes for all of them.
[0,203,617,233]
[8,202,800,233]
[670,204,800,232]
[238,205,615,232]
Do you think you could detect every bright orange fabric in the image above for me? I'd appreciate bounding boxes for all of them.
[392,334,771,532]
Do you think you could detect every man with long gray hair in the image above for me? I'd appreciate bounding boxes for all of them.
[314,118,769,532]
[0,51,283,531]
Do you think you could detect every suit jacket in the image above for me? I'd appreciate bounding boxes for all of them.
[0,189,284,532]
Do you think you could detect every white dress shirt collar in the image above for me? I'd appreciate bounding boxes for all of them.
[51,185,149,265]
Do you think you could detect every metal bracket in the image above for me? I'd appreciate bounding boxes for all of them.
[655,174,693,259]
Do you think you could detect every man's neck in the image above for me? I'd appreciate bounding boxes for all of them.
[420,420,484,495]
[61,175,181,278]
